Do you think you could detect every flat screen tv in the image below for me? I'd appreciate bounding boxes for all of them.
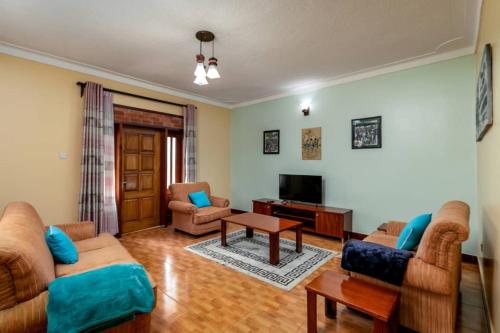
[279,174,322,204]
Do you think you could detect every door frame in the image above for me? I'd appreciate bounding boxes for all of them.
[113,105,184,235]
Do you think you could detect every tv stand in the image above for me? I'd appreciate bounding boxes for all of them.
[252,198,352,241]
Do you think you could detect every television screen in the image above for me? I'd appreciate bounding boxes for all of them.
[279,174,322,204]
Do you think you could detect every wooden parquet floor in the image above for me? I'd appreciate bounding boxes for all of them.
[120,226,487,333]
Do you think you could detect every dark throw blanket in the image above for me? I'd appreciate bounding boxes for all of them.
[341,239,413,286]
[47,263,154,333]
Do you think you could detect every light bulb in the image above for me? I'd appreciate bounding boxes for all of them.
[194,62,206,77]
[194,75,208,86]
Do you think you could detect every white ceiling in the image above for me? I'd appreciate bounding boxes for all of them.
[0,0,481,107]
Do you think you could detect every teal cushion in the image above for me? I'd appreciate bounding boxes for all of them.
[188,190,212,208]
[396,213,432,250]
[45,226,78,264]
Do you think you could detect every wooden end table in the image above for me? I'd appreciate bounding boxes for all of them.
[305,271,399,333]
[221,212,302,265]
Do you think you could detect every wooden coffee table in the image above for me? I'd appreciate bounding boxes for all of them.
[220,212,303,265]
[305,271,399,333]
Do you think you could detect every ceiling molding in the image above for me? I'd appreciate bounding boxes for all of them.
[473,0,484,52]
[232,46,475,109]
[0,42,232,109]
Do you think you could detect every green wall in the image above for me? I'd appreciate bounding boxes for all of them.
[231,55,478,254]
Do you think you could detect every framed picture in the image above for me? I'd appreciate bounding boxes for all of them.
[302,127,321,160]
[352,116,382,149]
[476,44,493,141]
[263,130,280,154]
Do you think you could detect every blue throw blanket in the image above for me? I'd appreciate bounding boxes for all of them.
[341,240,413,286]
[47,263,154,333]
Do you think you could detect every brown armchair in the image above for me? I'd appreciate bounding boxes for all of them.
[336,201,470,333]
[168,182,231,235]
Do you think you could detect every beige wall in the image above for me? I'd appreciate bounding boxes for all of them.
[476,0,500,331]
[0,53,230,225]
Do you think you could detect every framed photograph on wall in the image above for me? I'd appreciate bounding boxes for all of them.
[302,127,321,160]
[476,44,493,141]
[352,116,382,149]
[263,130,280,154]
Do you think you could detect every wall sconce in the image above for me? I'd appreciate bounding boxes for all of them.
[301,102,311,116]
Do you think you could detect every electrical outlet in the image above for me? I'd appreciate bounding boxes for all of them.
[58,152,68,160]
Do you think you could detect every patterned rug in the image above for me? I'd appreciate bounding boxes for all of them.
[185,230,337,290]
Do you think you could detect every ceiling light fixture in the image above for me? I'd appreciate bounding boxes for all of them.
[194,74,208,86]
[193,31,220,86]
[206,40,220,79]
[194,54,206,78]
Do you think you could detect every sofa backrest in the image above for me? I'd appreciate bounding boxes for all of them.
[416,201,469,270]
[169,182,211,203]
[0,202,55,310]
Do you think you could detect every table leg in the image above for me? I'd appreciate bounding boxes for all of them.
[325,298,336,319]
[246,227,254,238]
[389,301,399,333]
[373,318,390,333]
[307,291,318,333]
[221,220,227,246]
[269,233,280,265]
[296,225,303,253]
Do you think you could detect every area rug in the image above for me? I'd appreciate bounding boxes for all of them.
[185,230,337,290]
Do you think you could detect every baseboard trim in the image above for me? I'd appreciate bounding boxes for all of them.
[349,232,368,240]
[462,253,478,264]
[231,208,247,215]
[478,258,494,333]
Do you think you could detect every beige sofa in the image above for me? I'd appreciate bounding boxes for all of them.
[336,201,470,333]
[0,202,156,333]
[168,182,231,235]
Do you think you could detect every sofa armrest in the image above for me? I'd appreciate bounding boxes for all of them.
[44,221,96,241]
[168,201,198,214]
[210,196,230,208]
[0,290,48,332]
[386,220,407,236]
[404,258,451,295]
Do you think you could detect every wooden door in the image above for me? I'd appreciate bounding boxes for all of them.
[120,127,161,233]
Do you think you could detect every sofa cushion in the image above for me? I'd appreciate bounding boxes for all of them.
[193,206,231,225]
[188,190,212,208]
[74,233,119,253]
[364,231,398,248]
[56,244,156,289]
[396,213,432,250]
[45,226,79,264]
[0,202,55,303]
[55,244,136,278]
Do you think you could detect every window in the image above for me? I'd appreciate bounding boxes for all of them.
[166,131,183,188]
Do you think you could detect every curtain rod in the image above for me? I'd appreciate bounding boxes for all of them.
[76,82,188,108]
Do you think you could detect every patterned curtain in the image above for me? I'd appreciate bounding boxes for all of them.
[183,104,197,183]
[78,82,119,234]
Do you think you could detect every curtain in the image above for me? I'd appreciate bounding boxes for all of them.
[183,104,197,183]
[78,82,119,234]
[102,92,119,234]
